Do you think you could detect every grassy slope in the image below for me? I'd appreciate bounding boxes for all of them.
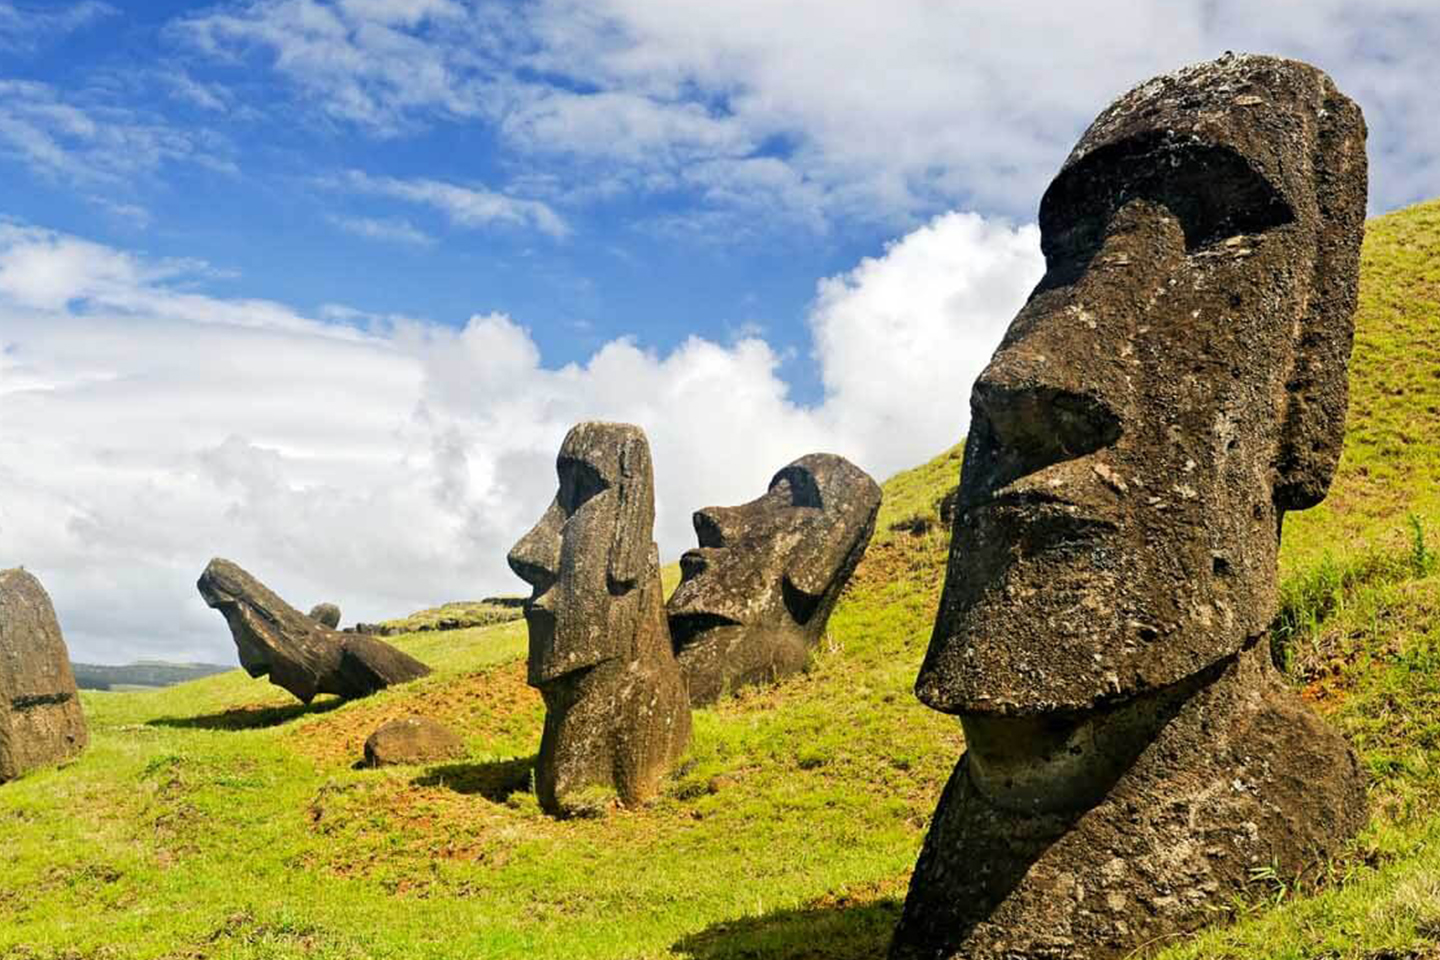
[2,200,1439,959]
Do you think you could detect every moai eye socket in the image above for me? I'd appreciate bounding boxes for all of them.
[1037,135,1297,287]
[556,456,610,517]
[768,465,824,509]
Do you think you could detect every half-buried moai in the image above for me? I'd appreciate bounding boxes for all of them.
[892,54,1369,960]
[508,422,690,815]
[0,568,88,783]
[666,453,881,705]
[198,559,430,703]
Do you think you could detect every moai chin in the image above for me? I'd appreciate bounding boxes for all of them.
[508,422,690,814]
[892,54,1369,959]
[667,453,881,705]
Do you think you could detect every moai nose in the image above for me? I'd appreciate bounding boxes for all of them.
[692,506,742,548]
[507,500,563,592]
[970,364,1121,485]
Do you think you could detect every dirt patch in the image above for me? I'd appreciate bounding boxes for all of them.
[287,661,543,768]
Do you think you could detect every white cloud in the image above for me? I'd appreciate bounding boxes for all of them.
[174,0,501,135]
[338,169,570,238]
[0,80,233,189]
[327,213,434,245]
[0,211,1041,664]
[180,0,1440,221]
[0,1,115,52]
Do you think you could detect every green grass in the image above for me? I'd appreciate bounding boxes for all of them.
[367,598,525,634]
[3,199,1440,959]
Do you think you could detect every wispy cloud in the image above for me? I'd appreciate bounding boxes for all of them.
[174,0,503,135]
[0,80,235,188]
[327,213,434,246]
[178,0,1440,221]
[0,1,116,52]
[340,169,570,238]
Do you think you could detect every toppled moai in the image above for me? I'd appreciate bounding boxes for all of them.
[198,558,430,703]
[667,453,881,705]
[508,422,690,814]
[308,602,342,629]
[1,568,88,782]
[892,54,1369,960]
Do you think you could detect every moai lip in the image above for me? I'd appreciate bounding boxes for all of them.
[508,422,690,815]
[197,558,430,703]
[0,568,88,783]
[666,453,881,706]
[893,53,1369,960]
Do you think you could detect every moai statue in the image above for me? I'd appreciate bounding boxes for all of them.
[667,453,881,705]
[308,602,342,629]
[508,422,691,814]
[198,559,430,703]
[892,54,1369,959]
[0,568,88,783]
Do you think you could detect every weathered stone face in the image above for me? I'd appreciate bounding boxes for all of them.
[893,55,1369,960]
[198,559,430,703]
[0,568,87,783]
[916,53,1369,717]
[667,453,881,705]
[508,422,690,814]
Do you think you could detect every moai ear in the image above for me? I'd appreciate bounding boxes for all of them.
[1274,85,1367,512]
[607,432,656,590]
[786,517,864,600]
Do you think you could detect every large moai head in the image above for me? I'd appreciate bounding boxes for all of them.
[916,53,1367,722]
[892,55,1369,960]
[667,453,881,705]
[508,422,690,813]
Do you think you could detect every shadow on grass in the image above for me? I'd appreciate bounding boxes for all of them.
[411,755,534,802]
[147,696,345,731]
[672,897,902,960]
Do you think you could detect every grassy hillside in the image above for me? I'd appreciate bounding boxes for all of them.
[2,199,1439,959]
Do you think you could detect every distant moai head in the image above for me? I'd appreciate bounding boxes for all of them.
[667,453,881,704]
[508,421,658,688]
[916,54,1368,719]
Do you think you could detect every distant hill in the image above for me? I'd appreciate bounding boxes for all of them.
[71,661,232,691]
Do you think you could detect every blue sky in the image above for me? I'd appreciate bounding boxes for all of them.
[2,0,1437,663]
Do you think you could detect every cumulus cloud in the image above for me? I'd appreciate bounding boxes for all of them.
[0,212,1041,663]
[178,0,1440,221]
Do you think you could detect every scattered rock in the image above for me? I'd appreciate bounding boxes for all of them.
[308,602,341,629]
[0,568,87,782]
[197,558,431,703]
[363,716,465,767]
[508,422,690,815]
[894,54,1369,960]
[667,453,881,706]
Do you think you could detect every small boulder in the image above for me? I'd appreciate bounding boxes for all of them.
[308,602,341,629]
[363,716,465,767]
